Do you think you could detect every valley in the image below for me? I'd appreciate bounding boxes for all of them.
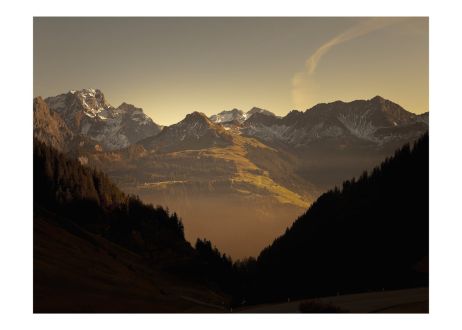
[33,89,428,259]
[88,133,314,257]
[30,17,431,315]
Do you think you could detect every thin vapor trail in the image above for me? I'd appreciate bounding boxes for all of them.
[292,18,403,109]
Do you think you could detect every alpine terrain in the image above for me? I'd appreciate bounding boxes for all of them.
[33,90,428,258]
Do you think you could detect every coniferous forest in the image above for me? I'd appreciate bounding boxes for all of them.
[197,133,429,305]
[34,139,188,256]
[34,133,429,309]
[249,133,429,303]
[29,17,432,315]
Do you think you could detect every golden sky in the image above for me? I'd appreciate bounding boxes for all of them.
[34,17,428,125]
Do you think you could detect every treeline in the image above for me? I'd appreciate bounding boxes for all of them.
[194,239,234,289]
[202,133,429,305]
[34,133,429,306]
[253,133,428,303]
[194,238,259,304]
[34,139,188,259]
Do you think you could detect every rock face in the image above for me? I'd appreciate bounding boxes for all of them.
[209,108,246,124]
[33,97,73,152]
[33,96,106,154]
[140,111,233,152]
[238,96,428,149]
[209,107,277,125]
[44,89,162,150]
[34,92,429,258]
[247,107,277,118]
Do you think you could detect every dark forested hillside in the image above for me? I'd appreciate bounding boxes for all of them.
[33,133,429,310]
[34,139,188,256]
[33,139,235,312]
[212,134,430,305]
[248,133,429,303]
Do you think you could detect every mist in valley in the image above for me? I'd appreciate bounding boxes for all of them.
[138,192,304,259]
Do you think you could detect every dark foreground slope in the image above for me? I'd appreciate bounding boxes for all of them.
[241,287,428,313]
[34,209,226,312]
[33,140,227,312]
[245,134,429,303]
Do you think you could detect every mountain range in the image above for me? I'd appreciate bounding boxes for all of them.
[33,89,429,258]
[211,96,428,150]
[43,89,162,150]
[34,89,428,154]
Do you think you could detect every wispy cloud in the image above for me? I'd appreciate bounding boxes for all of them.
[292,18,401,109]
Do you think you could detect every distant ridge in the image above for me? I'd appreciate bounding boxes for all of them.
[139,111,233,152]
[43,89,162,150]
[209,107,277,124]
[238,96,428,148]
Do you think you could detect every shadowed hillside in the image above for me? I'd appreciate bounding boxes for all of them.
[251,133,429,303]
[34,93,428,259]
[33,139,228,312]
[33,132,429,312]
[203,134,429,306]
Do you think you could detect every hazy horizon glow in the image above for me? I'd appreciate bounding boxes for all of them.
[34,17,428,125]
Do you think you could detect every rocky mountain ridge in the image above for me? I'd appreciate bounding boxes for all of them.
[33,90,429,258]
[44,89,162,150]
[239,96,428,149]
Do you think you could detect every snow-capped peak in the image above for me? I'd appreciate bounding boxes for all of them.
[43,89,162,150]
[209,107,276,124]
[74,88,112,117]
[46,88,112,120]
[209,108,244,124]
